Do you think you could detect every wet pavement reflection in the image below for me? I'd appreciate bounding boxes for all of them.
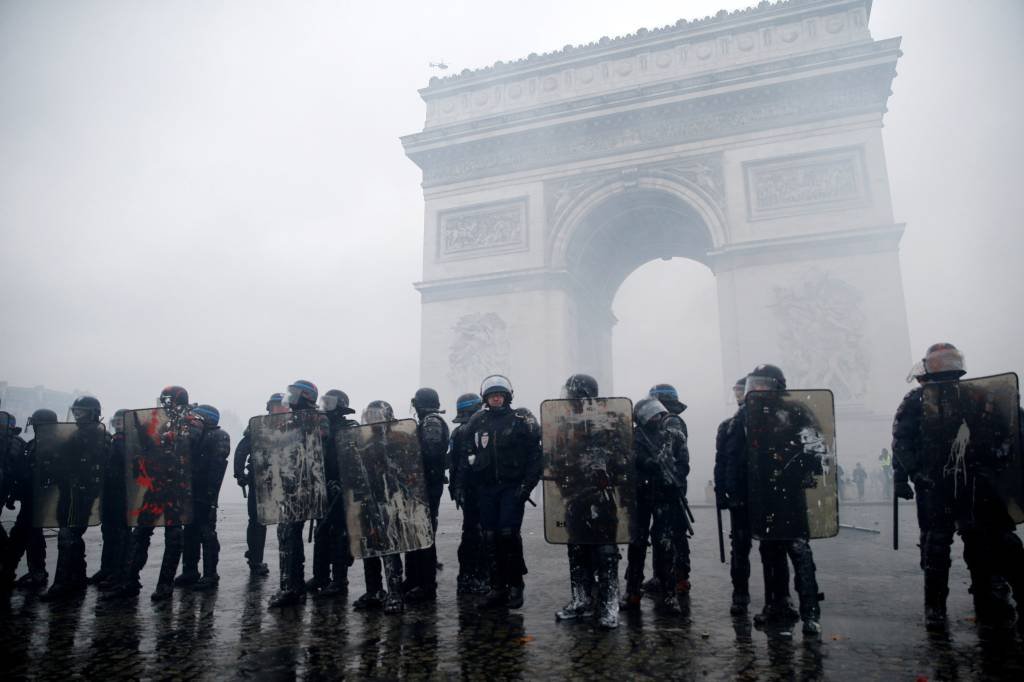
[2,501,1022,679]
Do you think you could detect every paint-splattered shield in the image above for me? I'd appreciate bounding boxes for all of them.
[31,422,106,528]
[123,408,194,527]
[541,398,635,544]
[336,419,433,559]
[922,373,1022,525]
[249,410,328,525]
[746,389,838,541]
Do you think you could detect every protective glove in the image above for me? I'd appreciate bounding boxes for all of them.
[715,493,729,511]
[911,474,934,492]
[518,484,534,505]
[895,480,914,500]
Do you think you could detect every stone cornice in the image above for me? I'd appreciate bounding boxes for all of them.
[418,0,875,129]
[708,222,904,271]
[405,50,898,187]
[415,267,579,303]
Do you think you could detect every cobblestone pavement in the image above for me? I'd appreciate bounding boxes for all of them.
[2,500,1023,680]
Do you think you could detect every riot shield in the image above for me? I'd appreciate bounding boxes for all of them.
[249,410,327,525]
[32,422,106,528]
[336,418,433,559]
[541,397,635,544]
[922,373,1023,525]
[746,389,838,541]
[123,407,194,527]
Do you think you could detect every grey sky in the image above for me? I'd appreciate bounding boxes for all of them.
[2,1,1022,496]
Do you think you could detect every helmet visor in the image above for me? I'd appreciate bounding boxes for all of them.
[744,375,780,396]
[321,395,339,412]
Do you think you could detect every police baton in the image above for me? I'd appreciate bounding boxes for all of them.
[527,497,537,508]
[892,488,899,551]
[241,484,247,499]
[715,505,726,563]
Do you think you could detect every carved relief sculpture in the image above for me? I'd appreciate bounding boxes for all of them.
[447,312,511,389]
[771,270,869,402]
[439,200,527,259]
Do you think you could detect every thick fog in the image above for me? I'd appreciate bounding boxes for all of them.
[2,0,1022,502]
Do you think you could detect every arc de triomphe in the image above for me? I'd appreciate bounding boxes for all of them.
[402,0,911,455]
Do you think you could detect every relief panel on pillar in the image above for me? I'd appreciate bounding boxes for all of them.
[743,147,870,222]
[437,199,529,262]
[770,269,869,404]
[447,312,511,391]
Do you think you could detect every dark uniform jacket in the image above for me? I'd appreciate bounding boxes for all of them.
[464,405,542,490]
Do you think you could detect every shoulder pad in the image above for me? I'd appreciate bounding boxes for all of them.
[513,408,539,429]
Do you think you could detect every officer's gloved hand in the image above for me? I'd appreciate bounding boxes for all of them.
[716,493,729,510]
[894,480,914,500]
[235,475,246,488]
[912,474,934,492]
[5,499,14,511]
[517,484,533,505]
[801,473,818,489]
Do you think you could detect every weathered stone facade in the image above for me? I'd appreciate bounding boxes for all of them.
[403,0,911,456]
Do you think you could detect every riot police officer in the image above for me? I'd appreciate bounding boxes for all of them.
[1,409,51,592]
[462,375,542,609]
[449,393,487,594]
[895,343,1024,629]
[40,396,109,601]
[234,393,288,577]
[106,385,201,602]
[0,412,28,592]
[640,383,691,597]
[554,374,623,629]
[269,379,326,608]
[714,376,769,615]
[307,389,358,598]
[743,365,823,635]
[352,400,407,615]
[90,408,129,589]
[403,388,449,603]
[176,405,230,591]
[622,397,690,614]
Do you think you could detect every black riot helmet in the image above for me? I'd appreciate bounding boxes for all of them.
[266,392,288,415]
[28,408,58,431]
[70,395,102,424]
[745,364,787,394]
[411,388,444,415]
[923,342,966,379]
[453,393,482,423]
[321,389,355,415]
[563,374,599,399]
[286,380,318,409]
[633,397,668,428]
[362,400,394,424]
[159,385,190,408]
[648,383,686,413]
[480,374,513,404]
[111,408,127,434]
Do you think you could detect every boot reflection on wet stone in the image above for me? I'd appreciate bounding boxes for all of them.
[150,583,173,602]
[353,590,386,610]
[268,589,305,608]
[483,587,508,608]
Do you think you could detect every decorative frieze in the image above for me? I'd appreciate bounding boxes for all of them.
[745,147,869,220]
[438,199,528,260]
[411,66,892,186]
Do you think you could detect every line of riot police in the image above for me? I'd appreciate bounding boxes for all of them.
[2,346,1020,639]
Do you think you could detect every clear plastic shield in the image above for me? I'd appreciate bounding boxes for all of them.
[249,410,327,525]
[541,398,635,544]
[746,389,838,541]
[123,408,194,527]
[922,373,1023,525]
[336,419,433,559]
[32,422,106,528]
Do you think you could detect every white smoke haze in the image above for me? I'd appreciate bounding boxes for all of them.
[1,1,1022,501]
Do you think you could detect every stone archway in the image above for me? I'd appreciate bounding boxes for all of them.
[404,0,911,455]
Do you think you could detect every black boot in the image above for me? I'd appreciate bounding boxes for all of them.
[555,545,594,621]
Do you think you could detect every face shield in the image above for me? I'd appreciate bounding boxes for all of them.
[286,385,305,406]
[480,374,513,399]
[744,375,780,397]
[321,394,339,413]
[634,399,668,427]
